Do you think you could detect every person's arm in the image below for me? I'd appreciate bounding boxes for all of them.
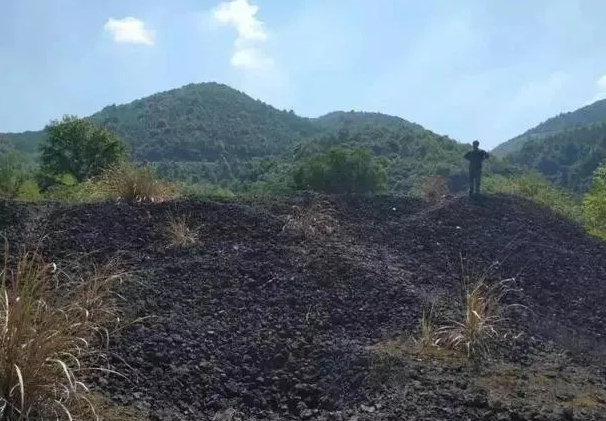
[464,151,471,160]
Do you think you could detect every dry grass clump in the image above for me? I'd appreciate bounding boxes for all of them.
[282,201,338,240]
[0,243,126,420]
[434,278,518,359]
[165,213,199,247]
[416,307,438,349]
[419,175,448,203]
[416,261,523,360]
[92,163,179,203]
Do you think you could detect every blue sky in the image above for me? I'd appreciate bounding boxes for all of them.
[2,0,606,149]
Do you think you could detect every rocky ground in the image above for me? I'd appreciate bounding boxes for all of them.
[2,194,606,420]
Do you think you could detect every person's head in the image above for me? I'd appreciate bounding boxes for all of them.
[472,140,479,150]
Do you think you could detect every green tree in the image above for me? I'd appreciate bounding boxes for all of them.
[583,161,606,238]
[39,115,127,184]
[0,151,41,201]
[0,151,26,198]
[293,146,387,194]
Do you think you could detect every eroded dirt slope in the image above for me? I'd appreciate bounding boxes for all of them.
[2,194,606,421]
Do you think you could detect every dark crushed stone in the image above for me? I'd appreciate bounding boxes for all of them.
[2,193,606,420]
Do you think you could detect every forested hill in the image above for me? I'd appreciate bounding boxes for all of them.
[504,122,606,193]
[493,98,606,157]
[313,111,425,131]
[2,82,458,162]
[1,81,513,194]
[1,82,318,160]
[91,82,324,162]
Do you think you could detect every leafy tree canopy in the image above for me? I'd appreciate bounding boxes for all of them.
[293,146,388,194]
[39,115,127,184]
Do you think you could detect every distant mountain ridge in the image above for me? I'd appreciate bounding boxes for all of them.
[489,97,606,192]
[493,98,606,157]
[1,82,451,161]
[1,82,515,194]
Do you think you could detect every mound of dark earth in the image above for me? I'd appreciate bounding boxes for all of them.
[2,194,606,421]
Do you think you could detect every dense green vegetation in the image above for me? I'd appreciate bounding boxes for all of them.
[39,116,128,186]
[503,123,606,193]
[86,83,321,162]
[490,97,606,195]
[483,172,582,221]
[1,80,605,240]
[293,147,387,194]
[582,160,606,239]
[0,149,41,201]
[493,98,606,157]
[1,82,516,196]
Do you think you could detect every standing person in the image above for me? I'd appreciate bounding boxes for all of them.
[464,140,489,197]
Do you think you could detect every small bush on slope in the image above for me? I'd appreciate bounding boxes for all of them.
[0,243,126,420]
[583,161,606,240]
[44,174,96,204]
[92,162,179,203]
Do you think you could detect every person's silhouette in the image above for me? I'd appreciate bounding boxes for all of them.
[464,140,489,197]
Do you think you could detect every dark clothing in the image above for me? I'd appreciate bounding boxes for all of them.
[464,149,489,171]
[469,170,481,196]
[464,148,489,196]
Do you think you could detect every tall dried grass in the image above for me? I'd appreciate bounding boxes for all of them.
[92,163,179,203]
[0,243,126,420]
[165,213,199,247]
[417,259,524,360]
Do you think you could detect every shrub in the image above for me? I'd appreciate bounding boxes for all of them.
[0,243,126,420]
[44,174,95,203]
[165,213,199,247]
[16,180,42,202]
[293,147,387,194]
[583,162,606,239]
[92,163,179,203]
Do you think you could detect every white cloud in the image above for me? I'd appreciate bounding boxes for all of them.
[231,48,274,69]
[211,0,272,70]
[104,17,155,46]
